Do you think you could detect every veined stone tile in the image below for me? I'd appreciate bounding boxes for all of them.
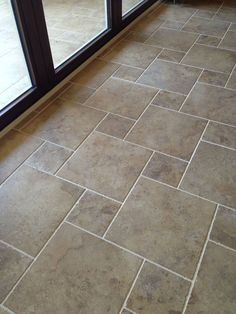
[198,70,229,87]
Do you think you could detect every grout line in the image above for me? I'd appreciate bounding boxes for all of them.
[177,121,209,188]
[201,139,236,152]
[217,22,232,48]
[0,305,16,314]
[119,260,145,314]
[66,221,192,283]
[224,63,236,88]
[1,188,87,307]
[195,80,236,92]
[102,150,155,238]
[123,307,137,314]
[0,240,34,260]
[182,204,219,313]
[208,239,236,254]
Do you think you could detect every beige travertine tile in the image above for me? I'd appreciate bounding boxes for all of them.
[130,13,163,34]
[113,65,143,82]
[145,28,198,52]
[101,40,162,69]
[230,23,236,31]
[85,77,157,119]
[153,4,196,23]
[183,0,223,12]
[180,142,236,208]
[14,111,38,130]
[59,82,95,104]
[121,309,132,314]
[0,242,32,303]
[0,130,42,185]
[0,165,83,256]
[152,90,186,110]
[197,35,221,47]
[5,223,141,314]
[127,106,206,160]
[25,142,72,174]
[23,98,105,150]
[125,31,151,43]
[198,70,229,87]
[194,9,216,19]
[67,190,120,236]
[219,31,236,51]
[138,60,201,94]
[215,5,236,23]
[96,114,135,139]
[181,83,236,125]
[106,177,215,278]
[183,17,230,37]
[158,49,185,63]
[58,132,151,201]
[203,122,236,150]
[71,59,119,89]
[186,243,236,313]
[127,262,190,313]
[181,44,236,73]
[161,20,185,30]
[227,68,236,89]
[143,152,187,187]
[211,206,236,250]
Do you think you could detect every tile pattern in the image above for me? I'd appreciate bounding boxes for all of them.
[1,1,236,312]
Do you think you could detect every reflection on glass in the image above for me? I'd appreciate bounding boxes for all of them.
[42,0,107,68]
[122,0,145,15]
[0,0,32,110]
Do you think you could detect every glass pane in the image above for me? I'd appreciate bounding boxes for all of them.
[42,0,108,68]
[0,0,32,110]
[122,0,145,15]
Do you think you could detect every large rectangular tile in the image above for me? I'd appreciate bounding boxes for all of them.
[180,142,236,208]
[102,40,161,69]
[186,242,236,313]
[58,132,151,201]
[23,98,106,150]
[0,242,31,303]
[181,83,236,125]
[106,177,215,278]
[145,28,198,52]
[138,60,201,94]
[0,165,83,256]
[85,77,157,119]
[0,130,42,185]
[5,223,141,314]
[183,17,230,37]
[127,106,206,160]
[153,4,196,23]
[181,44,236,73]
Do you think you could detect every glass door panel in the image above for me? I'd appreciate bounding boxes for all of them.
[122,0,146,15]
[0,0,32,110]
[42,0,108,68]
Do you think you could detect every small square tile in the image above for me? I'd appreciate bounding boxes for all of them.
[0,242,32,302]
[183,17,230,37]
[181,83,236,125]
[26,142,72,174]
[58,132,151,201]
[186,242,236,313]
[106,177,215,278]
[0,165,84,256]
[180,142,236,208]
[181,44,236,73]
[211,206,236,250]
[71,59,119,89]
[203,122,236,150]
[96,114,135,139]
[198,70,229,87]
[5,223,141,314]
[143,152,187,187]
[102,40,161,69]
[127,106,206,160]
[197,35,221,47]
[85,77,157,119]
[59,83,95,104]
[227,68,236,89]
[220,31,236,51]
[113,65,143,82]
[158,49,185,63]
[0,130,43,185]
[145,28,198,52]
[152,90,186,110]
[23,98,106,150]
[127,262,190,313]
[67,191,120,236]
[138,60,201,95]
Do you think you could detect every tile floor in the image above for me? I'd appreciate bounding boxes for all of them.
[0,0,236,313]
